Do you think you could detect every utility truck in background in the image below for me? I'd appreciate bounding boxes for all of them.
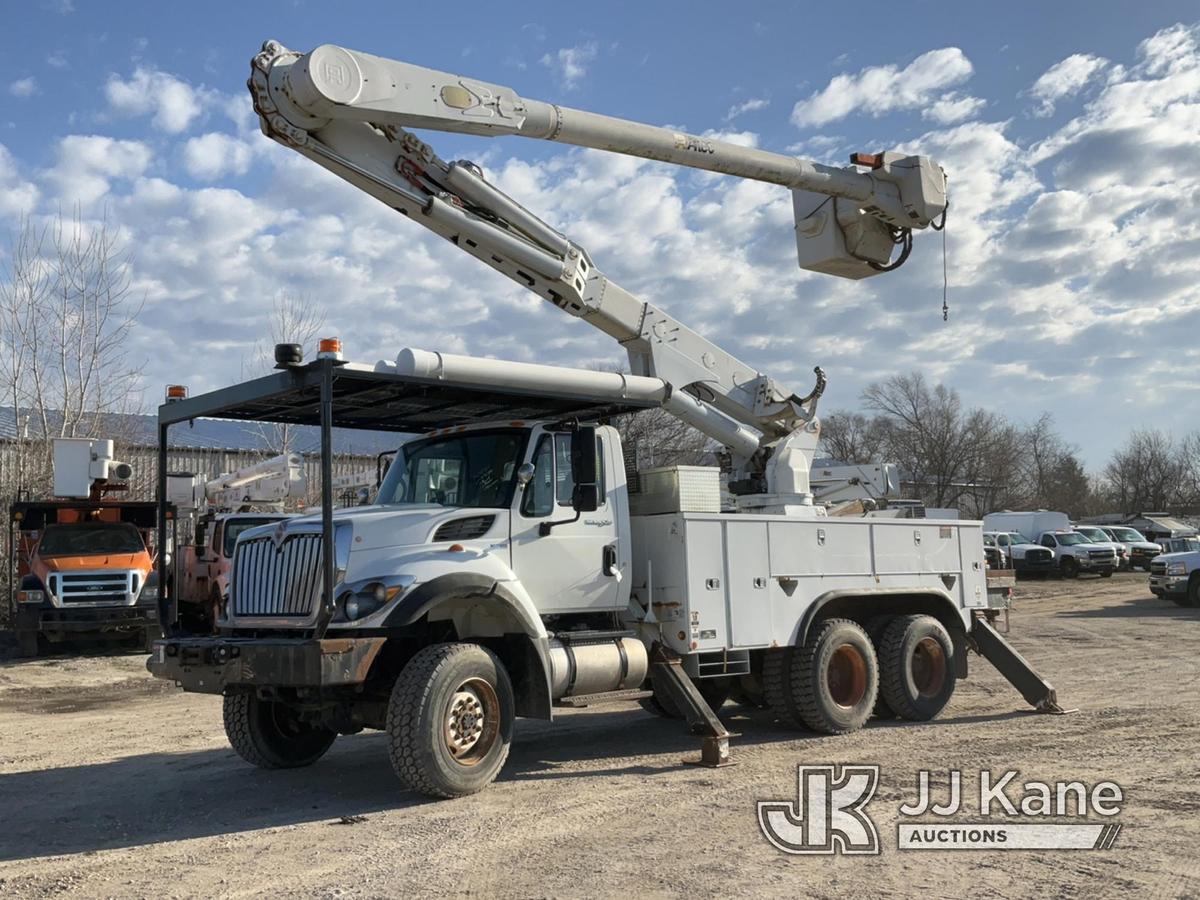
[11,439,165,657]
[147,42,1064,799]
[167,452,306,631]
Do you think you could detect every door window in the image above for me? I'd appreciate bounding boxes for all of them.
[552,433,606,507]
[1041,534,1056,548]
[521,436,555,518]
[521,433,607,516]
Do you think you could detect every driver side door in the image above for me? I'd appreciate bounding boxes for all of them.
[509,430,620,614]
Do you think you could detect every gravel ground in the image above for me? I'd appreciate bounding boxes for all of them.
[0,572,1197,898]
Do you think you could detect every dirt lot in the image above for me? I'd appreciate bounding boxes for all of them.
[0,573,1197,899]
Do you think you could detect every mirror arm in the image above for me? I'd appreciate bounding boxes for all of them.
[538,510,581,537]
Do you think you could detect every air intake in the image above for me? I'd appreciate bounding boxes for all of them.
[433,515,495,542]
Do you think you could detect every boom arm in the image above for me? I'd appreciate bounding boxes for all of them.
[205,453,307,511]
[247,41,947,505]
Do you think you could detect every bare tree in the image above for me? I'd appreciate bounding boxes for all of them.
[818,410,888,463]
[1102,428,1184,513]
[0,210,144,496]
[856,372,1024,516]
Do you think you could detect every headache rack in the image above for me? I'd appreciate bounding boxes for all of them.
[156,355,659,638]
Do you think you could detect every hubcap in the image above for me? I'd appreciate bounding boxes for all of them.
[827,644,868,708]
[911,637,947,698]
[443,677,500,766]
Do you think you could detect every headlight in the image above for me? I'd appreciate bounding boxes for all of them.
[338,576,414,622]
[16,589,44,604]
[139,584,160,601]
[1166,562,1188,576]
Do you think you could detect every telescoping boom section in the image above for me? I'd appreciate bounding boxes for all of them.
[246,41,947,513]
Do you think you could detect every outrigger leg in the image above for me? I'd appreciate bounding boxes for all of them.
[650,644,735,767]
[970,614,1073,715]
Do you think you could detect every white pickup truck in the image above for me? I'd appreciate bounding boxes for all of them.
[983,531,1055,578]
[1149,536,1200,605]
[1035,531,1118,578]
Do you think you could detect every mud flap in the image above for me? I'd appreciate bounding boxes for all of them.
[650,644,735,767]
[970,615,1072,714]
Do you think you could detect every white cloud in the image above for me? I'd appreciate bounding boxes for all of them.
[46,51,68,69]
[726,97,769,121]
[0,144,39,217]
[105,67,206,134]
[43,135,153,205]
[540,42,598,90]
[8,77,37,98]
[792,48,973,127]
[923,92,986,124]
[181,132,254,181]
[1029,53,1108,116]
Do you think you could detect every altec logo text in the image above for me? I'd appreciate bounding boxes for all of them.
[758,766,1124,855]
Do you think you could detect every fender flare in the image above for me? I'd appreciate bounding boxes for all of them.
[795,587,970,677]
[382,572,553,719]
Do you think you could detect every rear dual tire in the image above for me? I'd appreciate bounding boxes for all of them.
[876,615,956,722]
[764,619,878,735]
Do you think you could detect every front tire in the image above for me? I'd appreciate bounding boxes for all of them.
[15,630,39,658]
[878,615,956,721]
[1061,557,1079,578]
[1187,575,1200,608]
[386,643,514,799]
[790,618,878,735]
[223,693,337,769]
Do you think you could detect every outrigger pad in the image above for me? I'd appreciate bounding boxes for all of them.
[970,616,1074,715]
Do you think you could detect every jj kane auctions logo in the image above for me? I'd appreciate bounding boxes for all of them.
[758,765,1124,854]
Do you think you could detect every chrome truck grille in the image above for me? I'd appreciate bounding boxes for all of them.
[231,533,325,618]
[49,570,137,605]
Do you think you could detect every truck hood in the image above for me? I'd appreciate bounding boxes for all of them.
[278,504,507,551]
[1126,541,1161,551]
[1157,550,1199,565]
[38,553,150,572]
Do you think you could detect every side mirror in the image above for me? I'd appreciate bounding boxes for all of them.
[516,462,536,486]
[571,425,599,513]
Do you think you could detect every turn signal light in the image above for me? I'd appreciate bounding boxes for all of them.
[165,384,188,402]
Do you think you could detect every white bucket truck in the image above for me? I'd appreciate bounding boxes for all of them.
[148,42,1064,798]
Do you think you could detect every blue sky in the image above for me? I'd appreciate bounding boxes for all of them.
[1,1,1198,467]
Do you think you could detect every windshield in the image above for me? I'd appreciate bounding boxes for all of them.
[1007,533,1031,544]
[1165,537,1200,553]
[1110,527,1144,542]
[223,518,284,557]
[38,523,145,556]
[1057,533,1090,546]
[378,429,528,509]
[1076,528,1108,542]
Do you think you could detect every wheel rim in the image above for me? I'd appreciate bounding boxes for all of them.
[911,637,947,698]
[444,677,500,766]
[267,700,310,738]
[827,644,868,708]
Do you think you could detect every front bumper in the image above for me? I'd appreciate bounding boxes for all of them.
[147,636,386,695]
[1013,556,1054,574]
[1149,575,1186,598]
[1070,555,1116,570]
[15,601,158,636]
